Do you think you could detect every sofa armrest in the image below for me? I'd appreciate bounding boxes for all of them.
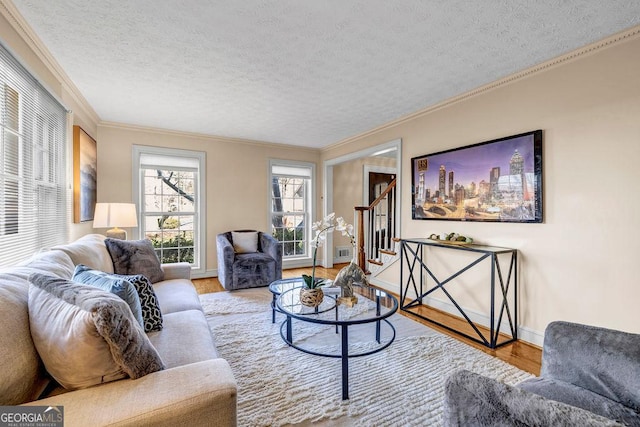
[27,359,237,427]
[161,262,191,280]
[444,370,623,427]
[541,321,640,411]
[216,234,235,287]
[259,232,282,279]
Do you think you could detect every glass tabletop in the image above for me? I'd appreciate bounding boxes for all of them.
[269,277,332,295]
[276,285,398,326]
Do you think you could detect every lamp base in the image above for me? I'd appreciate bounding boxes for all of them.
[105,227,127,240]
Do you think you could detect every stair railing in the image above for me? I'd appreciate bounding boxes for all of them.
[354,178,397,272]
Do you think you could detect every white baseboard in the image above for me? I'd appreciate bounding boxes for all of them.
[368,277,544,347]
[517,325,544,348]
[333,256,352,264]
[369,276,397,289]
[192,268,217,279]
[282,258,313,269]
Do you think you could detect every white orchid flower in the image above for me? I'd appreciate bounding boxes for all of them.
[344,223,354,236]
[306,212,354,287]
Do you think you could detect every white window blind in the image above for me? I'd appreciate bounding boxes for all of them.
[0,42,68,267]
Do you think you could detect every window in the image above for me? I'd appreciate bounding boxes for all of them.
[0,42,68,267]
[133,146,205,275]
[270,160,315,264]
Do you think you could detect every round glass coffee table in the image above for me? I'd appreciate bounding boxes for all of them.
[276,285,398,400]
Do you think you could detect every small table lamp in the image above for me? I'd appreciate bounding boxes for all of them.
[93,203,138,240]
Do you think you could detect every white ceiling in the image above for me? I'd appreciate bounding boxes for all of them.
[10,1,640,148]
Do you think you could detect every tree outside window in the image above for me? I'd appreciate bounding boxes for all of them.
[142,168,196,264]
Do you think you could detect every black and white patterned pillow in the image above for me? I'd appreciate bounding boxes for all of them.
[116,274,163,332]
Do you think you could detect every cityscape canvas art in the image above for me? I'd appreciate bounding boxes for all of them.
[411,130,543,223]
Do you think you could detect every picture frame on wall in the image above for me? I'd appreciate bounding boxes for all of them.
[73,126,97,223]
[411,130,543,223]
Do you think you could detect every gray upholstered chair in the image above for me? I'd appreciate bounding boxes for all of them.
[444,321,640,426]
[216,230,282,290]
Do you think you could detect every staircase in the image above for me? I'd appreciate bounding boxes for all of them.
[354,178,400,277]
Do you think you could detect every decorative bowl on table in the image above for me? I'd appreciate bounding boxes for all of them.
[428,232,473,245]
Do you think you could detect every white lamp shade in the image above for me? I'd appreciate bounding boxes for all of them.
[93,203,138,228]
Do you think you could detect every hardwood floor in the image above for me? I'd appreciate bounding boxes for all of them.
[193,263,542,375]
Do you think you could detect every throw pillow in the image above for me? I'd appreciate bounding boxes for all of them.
[72,264,144,329]
[115,274,163,332]
[105,238,165,283]
[28,273,165,390]
[231,231,259,253]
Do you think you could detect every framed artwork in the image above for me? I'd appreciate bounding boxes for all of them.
[411,130,543,223]
[73,126,97,223]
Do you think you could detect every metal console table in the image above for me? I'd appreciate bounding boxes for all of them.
[400,238,518,349]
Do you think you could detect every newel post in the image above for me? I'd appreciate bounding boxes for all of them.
[354,207,368,271]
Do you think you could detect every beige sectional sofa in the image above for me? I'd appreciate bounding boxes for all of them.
[0,234,237,426]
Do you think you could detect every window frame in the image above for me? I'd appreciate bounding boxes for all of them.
[269,159,316,269]
[132,145,206,276]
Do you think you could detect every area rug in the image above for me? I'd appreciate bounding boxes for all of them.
[200,289,533,427]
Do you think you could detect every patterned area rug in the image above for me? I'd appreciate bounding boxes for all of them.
[201,288,533,426]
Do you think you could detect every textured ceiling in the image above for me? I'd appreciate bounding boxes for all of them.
[10,1,640,148]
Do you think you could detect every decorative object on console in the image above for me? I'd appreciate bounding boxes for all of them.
[412,130,543,223]
[73,126,97,223]
[104,238,165,283]
[428,232,473,245]
[93,203,138,239]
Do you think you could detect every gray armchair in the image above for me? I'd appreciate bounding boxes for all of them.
[444,321,640,426]
[216,230,282,290]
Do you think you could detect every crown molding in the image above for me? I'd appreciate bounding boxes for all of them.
[99,121,321,153]
[324,25,640,153]
[0,0,100,125]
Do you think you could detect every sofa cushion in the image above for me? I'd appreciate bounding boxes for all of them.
[28,273,165,390]
[117,274,163,332]
[52,234,114,274]
[148,310,218,368]
[72,264,145,329]
[0,273,46,405]
[153,278,203,314]
[105,238,165,283]
[231,252,276,289]
[0,250,75,405]
[231,231,258,253]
